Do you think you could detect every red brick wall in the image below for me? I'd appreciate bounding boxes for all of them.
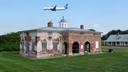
[66,32,101,55]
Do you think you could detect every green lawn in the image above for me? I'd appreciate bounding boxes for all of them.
[0,46,128,72]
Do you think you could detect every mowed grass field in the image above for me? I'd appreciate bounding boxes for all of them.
[0,46,128,72]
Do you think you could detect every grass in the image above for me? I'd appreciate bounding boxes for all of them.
[0,46,128,72]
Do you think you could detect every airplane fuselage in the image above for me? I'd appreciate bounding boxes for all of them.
[43,4,68,11]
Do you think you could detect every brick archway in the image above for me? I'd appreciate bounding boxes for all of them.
[84,42,91,52]
[72,42,79,53]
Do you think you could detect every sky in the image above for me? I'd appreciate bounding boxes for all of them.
[0,0,128,35]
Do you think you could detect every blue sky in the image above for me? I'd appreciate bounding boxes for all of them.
[0,0,128,35]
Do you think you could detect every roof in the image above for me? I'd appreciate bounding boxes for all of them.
[106,34,128,42]
[19,27,101,34]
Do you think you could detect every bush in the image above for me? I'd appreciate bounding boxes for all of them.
[0,32,20,51]
[0,42,19,51]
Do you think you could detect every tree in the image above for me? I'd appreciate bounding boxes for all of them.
[0,32,20,51]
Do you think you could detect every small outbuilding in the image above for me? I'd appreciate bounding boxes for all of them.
[19,18,102,58]
[105,34,128,46]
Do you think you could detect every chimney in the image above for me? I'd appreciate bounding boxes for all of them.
[47,21,53,27]
[80,25,84,29]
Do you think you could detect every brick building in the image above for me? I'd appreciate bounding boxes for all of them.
[19,17,102,58]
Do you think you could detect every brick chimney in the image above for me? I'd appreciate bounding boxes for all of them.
[47,21,53,27]
[80,25,84,29]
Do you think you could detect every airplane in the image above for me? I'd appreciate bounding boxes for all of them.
[43,4,68,11]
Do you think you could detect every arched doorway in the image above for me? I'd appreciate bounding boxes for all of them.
[63,42,67,54]
[72,42,79,53]
[84,42,91,52]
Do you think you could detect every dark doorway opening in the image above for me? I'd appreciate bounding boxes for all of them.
[26,42,30,54]
[84,42,91,52]
[63,42,67,54]
[72,42,79,53]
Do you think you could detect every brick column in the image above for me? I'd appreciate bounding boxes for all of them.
[79,43,84,55]
[67,42,72,56]
[91,41,95,53]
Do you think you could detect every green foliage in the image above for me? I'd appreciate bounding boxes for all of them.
[0,47,128,72]
[0,42,19,51]
[0,32,19,51]
[102,29,128,40]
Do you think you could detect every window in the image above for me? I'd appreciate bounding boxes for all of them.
[95,41,99,48]
[32,42,35,51]
[53,42,58,50]
[42,42,47,50]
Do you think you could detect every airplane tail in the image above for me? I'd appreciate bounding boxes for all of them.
[65,4,68,9]
[52,5,57,11]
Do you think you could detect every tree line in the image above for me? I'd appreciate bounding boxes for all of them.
[0,32,20,51]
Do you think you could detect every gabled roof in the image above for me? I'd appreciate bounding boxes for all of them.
[106,34,128,42]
